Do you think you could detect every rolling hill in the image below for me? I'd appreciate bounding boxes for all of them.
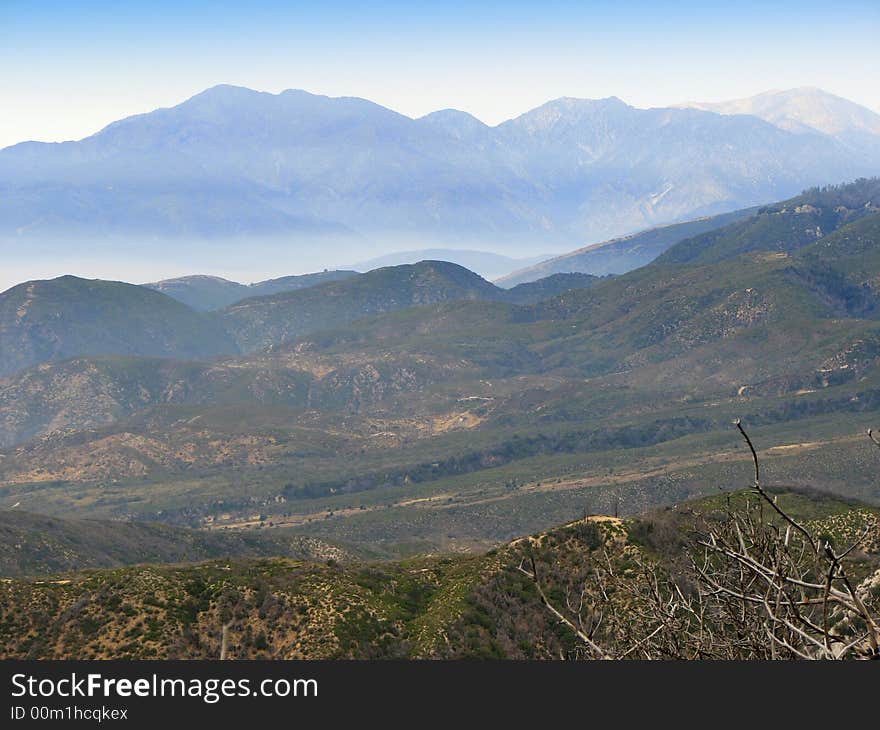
[219,262,606,353]
[0,275,237,378]
[349,249,553,281]
[0,266,603,448]
[220,260,507,352]
[0,262,597,392]
[144,270,359,311]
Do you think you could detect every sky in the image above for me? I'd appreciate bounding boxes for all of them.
[1,0,879,149]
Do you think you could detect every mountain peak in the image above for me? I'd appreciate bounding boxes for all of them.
[181,83,271,107]
[680,87,880,137]
[2,83,880,283]
[549,95,627,105]
[194,83,262,96]
[503,95,634,134]
[418,109,490,139]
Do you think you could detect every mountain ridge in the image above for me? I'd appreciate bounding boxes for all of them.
[495,206,759,285]
[0,262,601,386]
[3,85,879,284]
[144,270,359,311]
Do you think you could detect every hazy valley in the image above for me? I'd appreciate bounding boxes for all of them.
[1,178,879,551]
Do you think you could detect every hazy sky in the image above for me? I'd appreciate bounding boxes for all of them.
[2,0,879,149]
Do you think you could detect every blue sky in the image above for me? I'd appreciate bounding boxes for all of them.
[2,0,878,148]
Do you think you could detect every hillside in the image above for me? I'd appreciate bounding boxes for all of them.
[500,177,880,286]
[0,357,206,448]
[0,489,875,659]
[496,207,757,285]
[655,178,880,265]
[144,270,359,311]
[0,263,598,388]
[0,267,605,448]
[0,276,237,377]
[502,273,604,305]
[219,261,605,353]
[148,266,590,317]
[0,511,347,577]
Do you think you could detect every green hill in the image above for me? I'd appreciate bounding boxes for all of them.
[0,266,599,384]
[220,261,507,352]
[0,276,237,377]
[220,261,603,353]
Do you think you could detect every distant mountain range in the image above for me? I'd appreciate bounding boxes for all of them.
[1,85,879,285]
